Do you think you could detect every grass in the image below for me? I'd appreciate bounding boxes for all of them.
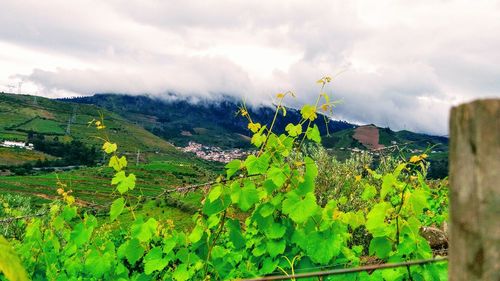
[14,117,66,135]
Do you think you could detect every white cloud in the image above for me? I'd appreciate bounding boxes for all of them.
[1,0,499,135]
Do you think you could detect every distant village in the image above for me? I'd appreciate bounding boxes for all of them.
[180,141,249,163]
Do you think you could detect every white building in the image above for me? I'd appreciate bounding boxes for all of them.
[1,140,34,150]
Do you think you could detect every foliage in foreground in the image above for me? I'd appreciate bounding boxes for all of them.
[0,78,447,280]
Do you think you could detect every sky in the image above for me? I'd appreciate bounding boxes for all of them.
[1,0,499,135]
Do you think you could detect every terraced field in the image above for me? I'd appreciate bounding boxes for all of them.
[0,159,220,209]
[0,92,179,153]
[0,147,56,166]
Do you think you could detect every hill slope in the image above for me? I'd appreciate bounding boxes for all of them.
[66,94,448,152]
[0,92,178,154]
[64,93,449,178]
[66,94,355,148]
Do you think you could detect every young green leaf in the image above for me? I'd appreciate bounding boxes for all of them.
[266,239,286,257]
[188,224,204,243]
[361,184,377,201]
[172,264,190,281]
[369,237,392,259]
[110,197,125,222]
[109,155,127,172]
[102,142,117,154]
[235,181,259,211]
[0,235,29,281]
[117,173,136,194]
[282,192,318,223]
[122,238,145,265]
[225,159,242,179]
[300,104,317,121]
[380,174,396,200]
[366,202,391,237]
[245,153,270,175]
[306,125,321,143]
[143,247,168,275]
[285,123,302,137]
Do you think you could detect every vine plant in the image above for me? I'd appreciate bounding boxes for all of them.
[0,77,447,281]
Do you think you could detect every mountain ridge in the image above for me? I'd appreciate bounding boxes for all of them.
[64,93,448,148]
[63,93,448,178]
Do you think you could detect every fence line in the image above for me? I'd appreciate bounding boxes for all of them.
[0,212,47,223]
[241,257,448,281]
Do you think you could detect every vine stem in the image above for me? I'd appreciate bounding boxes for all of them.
[406,264,414,281]
[297,83,325,149]
[394,183,414,281]
[395,183,408,246]
[258,97,285,156]
[204,210,227,277]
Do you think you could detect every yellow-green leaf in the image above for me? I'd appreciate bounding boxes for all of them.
[109,155,127,172]
[300,104,317,121]
[102,142,117,154]
[117,173,136,194]
[0,235,29,281]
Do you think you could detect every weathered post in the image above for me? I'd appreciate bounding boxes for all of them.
[449,99,500,280]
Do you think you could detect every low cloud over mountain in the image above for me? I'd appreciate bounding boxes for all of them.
[1,0,500,135]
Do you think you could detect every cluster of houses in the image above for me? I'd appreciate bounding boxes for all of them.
[180,141,249,163]
[0,140,34,150]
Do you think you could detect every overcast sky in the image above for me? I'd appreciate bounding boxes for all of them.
[1,0,499,135]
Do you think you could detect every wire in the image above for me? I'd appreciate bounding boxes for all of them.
[240,257,448,281]
[0,212,47,223]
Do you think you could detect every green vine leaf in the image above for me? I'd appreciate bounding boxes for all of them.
[285,123,302,137]
[361,184,377,201]
[245,154,270,175]
[102,142,117,154]
[110,197,125,222]
[144,247,168,275]
[266,239,286,257]
[282,192,318,223]
[117,173,136,194]
[131,217,158,243]
[306,124,321,143]
[188,224,204,243]
[119,238,144,265]
[231,180,259,211]
[300,104,317,121]
[380,174,396,200]
[172,264,190,281]
[208,184,222,203]
[366,202,391,237]
[369,237,392,259]
[225,159,242,179]
[0,235,29,281]
[109,155,127,172]
[297,157,318,195]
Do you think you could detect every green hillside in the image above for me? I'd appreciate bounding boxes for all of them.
[0,92,178,154]
[67,94,355,148]
[0,147,56,166]
[323,125,448,152]
[323,125,449,178]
